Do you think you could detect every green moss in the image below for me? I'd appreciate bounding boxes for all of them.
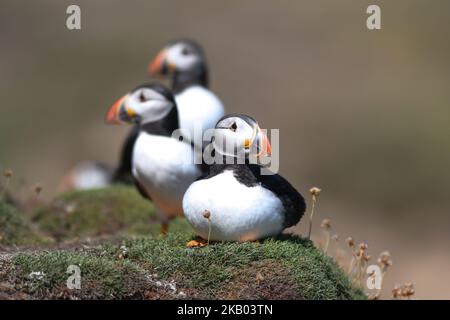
[0,200,46,245]
[2,186,364,299]
[120,234,365,299]
[8,233,365,300]
[32,185,176,241]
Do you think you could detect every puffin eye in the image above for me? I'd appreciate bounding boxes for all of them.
[229,122,237,132]
[181,47,190,55]
[139,92,147,103]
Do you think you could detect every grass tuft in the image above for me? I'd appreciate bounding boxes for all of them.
[0,200,48,245]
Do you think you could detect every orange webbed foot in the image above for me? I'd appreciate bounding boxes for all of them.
[186,237,208,248]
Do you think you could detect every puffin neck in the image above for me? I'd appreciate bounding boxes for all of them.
[206,161,262,188]
[172,64,209,94]
[209,158,261,175]
[140,107,179,137]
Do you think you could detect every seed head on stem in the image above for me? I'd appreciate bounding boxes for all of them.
[346,236,356,273]
[349,241,371,286]
[3,169,13,179]
[346,236,355,248]
[307,187,321,239]
[34,184,43,199]
[1,169,13,198]
[392,285,402,299]
[378,251,392,272]
[392,282,415,299]
[203,210,212,245]
[320,218,332,254]
[401,283,415,299]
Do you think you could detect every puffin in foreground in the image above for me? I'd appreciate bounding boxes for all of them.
[182,114,306,245]
[106,83,201,234]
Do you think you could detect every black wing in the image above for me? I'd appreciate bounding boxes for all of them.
[257,173,306,228]
[112,125,140,184]
[133,175,152,201]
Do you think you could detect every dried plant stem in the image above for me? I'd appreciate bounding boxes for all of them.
[323,230,331,254]
[203,210,212,246]
[206,218,212,246]
[375,271,385,298]
[33,186,43,204]
[307,195,317,239]
[358,261,366,286]
[348,256,355,274]
[1,178,10,199]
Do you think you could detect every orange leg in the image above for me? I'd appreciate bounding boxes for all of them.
[186,237,208,248]
[160,222,169,236]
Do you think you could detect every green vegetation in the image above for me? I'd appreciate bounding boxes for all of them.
[0,200,46,245]
[32,186,163,240]
[3,233,365,299]
[0,185,365,299]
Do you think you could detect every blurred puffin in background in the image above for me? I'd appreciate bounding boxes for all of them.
[59,39,224,191]
[111,39,225,186]
[148,39,225,145]
[58,161,115,193]
[106,83,201,234]
[183,114,306,245]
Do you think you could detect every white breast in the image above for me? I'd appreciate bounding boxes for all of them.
[175,86,225,146]
[182,170,285,241]
[133,132,201,220]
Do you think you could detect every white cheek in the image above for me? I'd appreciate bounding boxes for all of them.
[213,131,247,158]
[239,123,254,136]
[128,100,145,114]
[169,51,198,71]
[140,101,172,123]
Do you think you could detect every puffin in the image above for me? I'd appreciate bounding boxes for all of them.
[148,39,225,146]
[182,114,306,245]
[112,39,225,185]
[58,161,115,192]
[106,83,201,233]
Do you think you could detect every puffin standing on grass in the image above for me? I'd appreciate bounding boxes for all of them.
[182,114,306,245]
[106,83,201,234]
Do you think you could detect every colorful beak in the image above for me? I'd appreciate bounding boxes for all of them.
[148,48,171,75]
[105,94,132,124]
[256,128,272,157]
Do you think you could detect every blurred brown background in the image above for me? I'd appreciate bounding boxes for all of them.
[1,0,449,299]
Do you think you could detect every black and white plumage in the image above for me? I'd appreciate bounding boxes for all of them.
[149,39,225,146]
[106,83,201,227]
[183,114,305,242]
[112,39,225,184]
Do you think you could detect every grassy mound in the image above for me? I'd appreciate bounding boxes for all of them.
[32,186,169,241]
[1,233,365,300]
[0,200,46,246]
[0,185,365,300]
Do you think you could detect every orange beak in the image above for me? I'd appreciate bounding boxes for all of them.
[105,95,127,124]
[257,128,272,157]
[148,48,170,75]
